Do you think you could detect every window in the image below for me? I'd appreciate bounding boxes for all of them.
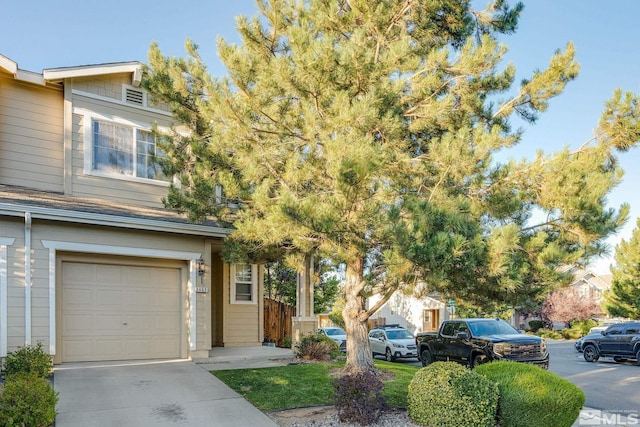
[231,263,257,304]
[91,119,168,182]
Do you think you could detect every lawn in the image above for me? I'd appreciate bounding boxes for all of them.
[211,360,420,411]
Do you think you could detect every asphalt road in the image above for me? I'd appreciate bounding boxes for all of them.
[546,340,640,413]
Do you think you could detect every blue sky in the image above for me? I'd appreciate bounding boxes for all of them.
[2,1,639,275]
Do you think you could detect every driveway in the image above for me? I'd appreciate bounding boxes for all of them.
[54,359,278,427]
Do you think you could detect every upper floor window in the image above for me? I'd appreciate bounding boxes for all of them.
[92,120,168,182]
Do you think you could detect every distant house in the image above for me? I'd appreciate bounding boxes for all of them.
[0,53,316,364]
[513,266,612,330]
[367,292,448,335]
[565,266,611,318]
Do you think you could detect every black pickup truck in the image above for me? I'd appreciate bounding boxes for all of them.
[415,318,549,369]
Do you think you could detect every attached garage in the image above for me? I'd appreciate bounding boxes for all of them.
[58,257,185,363]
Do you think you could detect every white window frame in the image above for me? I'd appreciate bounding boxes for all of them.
[230,263,258,304]
[79,108,171,186]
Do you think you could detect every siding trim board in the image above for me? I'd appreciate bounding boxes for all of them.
[0,204,229,238]
[0,238,16,357]
[42,240,202,356]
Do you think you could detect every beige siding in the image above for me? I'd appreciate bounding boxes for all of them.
[2,217,219,358]
[72,74,131,102]
[70,93,174,208]
[222,264,262,346]
[0,77,64,192]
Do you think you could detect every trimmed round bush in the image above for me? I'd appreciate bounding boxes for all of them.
[295,332,342,361]
[1,342,53,379]
[408,361,499,427]
[0,373,59,427]
[475,361,585,427]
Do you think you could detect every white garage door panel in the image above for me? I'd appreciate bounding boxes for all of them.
[61,261,182,362]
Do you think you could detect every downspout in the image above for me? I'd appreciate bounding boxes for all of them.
[25,212,32,346]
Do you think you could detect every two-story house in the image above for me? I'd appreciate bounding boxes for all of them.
[0,54,315,364]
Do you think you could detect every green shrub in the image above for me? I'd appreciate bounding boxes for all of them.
[0,373,59,427]
[571,319,597,336]
[408,361,498,427]
[280,335,292,349]
[295,332,342,361]
[333,370,386,425]
[528,320,544,332]
[1,342,53,379]
[475,361,584,427]
[536,328,562,339]
[561,328,582,340]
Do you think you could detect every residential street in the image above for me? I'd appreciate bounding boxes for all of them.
[547,340,640,413]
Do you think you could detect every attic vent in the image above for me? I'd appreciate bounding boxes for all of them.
[125,88,144,106]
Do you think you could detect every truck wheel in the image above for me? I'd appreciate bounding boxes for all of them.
[583,345,599,362]
[472,354,487,368]
[420,349,432,367]
[385,348,395,362]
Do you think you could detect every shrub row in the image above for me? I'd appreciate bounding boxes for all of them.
[408,361,584,427]
[0,342,58,427]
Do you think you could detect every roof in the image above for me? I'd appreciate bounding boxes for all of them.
[0,185,229,238]
[0,53,142,87]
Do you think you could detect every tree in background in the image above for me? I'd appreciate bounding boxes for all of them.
[143,0,640,372]
[603,218,640,319]
[540,288,600,328]
[264,260,340,314]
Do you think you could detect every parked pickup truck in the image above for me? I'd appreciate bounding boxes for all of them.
[581,321,640,365]
[415,318,549,369]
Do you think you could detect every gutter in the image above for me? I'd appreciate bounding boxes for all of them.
[25,212,32,346]
[0,203,231,238]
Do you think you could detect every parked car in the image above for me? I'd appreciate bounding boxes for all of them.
[581,321,640,364]
[369,325,418,362]
[415,318,549,369]
[589,318,627,334]
[318,327,347,352]
[575,332,601,352]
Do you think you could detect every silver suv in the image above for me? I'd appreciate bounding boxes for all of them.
[369,325,417,362]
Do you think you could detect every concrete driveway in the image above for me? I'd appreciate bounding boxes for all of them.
[54,359,278,427]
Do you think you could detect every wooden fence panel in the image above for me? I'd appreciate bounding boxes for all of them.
[264,298,296,346]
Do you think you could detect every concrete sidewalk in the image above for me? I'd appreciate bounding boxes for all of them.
[53,349,295,427]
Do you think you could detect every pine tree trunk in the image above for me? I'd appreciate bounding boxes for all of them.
[343,258,376,373]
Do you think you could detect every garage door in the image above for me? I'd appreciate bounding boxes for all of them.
[61,261,182,362]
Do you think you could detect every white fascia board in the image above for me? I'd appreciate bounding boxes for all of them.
[0,203,230,238]
[0,56,46,85]
[0,55,18,75]
[44,62,142,82]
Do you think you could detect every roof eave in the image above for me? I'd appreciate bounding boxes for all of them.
[0,203,230,238]
[43,62,143,86]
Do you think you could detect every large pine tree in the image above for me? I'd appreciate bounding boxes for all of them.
[603,218,640,319]
[143,0,640,372]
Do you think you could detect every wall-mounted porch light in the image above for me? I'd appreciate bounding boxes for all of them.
[196,257,206,277]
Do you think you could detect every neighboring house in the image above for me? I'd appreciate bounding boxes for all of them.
[513,266,612,330]
[568,267,611,306]
[367,292,447,335]
[566,266,611,318]
[0,54,316,364]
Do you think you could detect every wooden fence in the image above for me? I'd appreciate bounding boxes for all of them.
[264,298,296,346]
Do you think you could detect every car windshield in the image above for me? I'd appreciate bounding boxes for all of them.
[468,320,518,336]
[386,329,414,340]
[325,328,346,336]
